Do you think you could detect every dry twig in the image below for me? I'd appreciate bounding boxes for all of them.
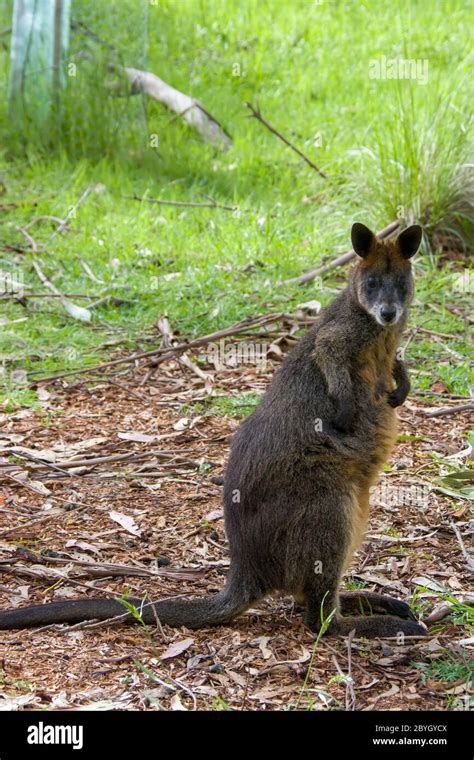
[280,220,401,286]
[245,101,327,179]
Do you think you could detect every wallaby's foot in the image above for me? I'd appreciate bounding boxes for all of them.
[304,588,426,638]
[339,591,416,621]
[323,613,427,639]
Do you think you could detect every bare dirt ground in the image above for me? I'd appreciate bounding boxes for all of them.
[0,358,472,711]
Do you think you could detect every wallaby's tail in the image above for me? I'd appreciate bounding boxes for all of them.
[0,573,254,630]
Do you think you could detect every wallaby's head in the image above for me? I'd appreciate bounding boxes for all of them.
[351,223,422,327]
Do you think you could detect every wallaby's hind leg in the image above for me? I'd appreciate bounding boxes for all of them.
[339,591,416,621]
[327,613,427,638]
[303,577,340,634]
[303,583,426,638]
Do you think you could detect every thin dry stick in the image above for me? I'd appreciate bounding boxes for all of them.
[1,448,197,471]
[281,220,401,286]
[23,215,65,231]
[245,101,327,179]
[417,326,458,340]
[0,508,78,537]
[1,292,95,300]
[34,312,288,383]
[31,258,59,292]
[450,522,474,570]
[150,602,169,642]
[17,226,38,251]
[416,298,474,325]
[163,673,198,711]
[31,258,91,322]
[3,471,53,496]
[346,629,356,710]
[5,450,72,477]
[45,184,99,246]
[414,391,471,400]
[178,352,211,382]
[87,374,147,402]
[157,313,211,383]
[424,402,474,418]
[124,193,238,211]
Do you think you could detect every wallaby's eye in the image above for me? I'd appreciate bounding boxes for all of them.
[367,277,378,290]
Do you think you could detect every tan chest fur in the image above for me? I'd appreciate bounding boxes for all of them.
[344,331,399,568]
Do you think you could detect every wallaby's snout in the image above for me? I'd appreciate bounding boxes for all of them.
[380,305,397,325]
[351,222,422,327]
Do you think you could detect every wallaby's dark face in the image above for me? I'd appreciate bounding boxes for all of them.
[351,223,422,327]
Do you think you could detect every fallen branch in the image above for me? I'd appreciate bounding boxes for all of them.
[110,66,231,149]
[424,402,474,418]
[0,564,118,595]
[33,312,289,383]
[245,101,327,179]
[280,220,401,286]
[2,556,205,582]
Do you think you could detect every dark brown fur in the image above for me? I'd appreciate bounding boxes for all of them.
[0,223,426,637]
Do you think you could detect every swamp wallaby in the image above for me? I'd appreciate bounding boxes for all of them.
[0,222,426,637]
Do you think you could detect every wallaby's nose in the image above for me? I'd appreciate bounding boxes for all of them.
[381,307,397,323]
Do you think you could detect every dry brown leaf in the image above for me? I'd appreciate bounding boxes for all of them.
[160,638,194,660]
[205,509,224,521]
[170,694,188,711]
[118,432,157,443]
[109,510,142,537]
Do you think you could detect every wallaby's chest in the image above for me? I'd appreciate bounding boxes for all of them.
[351,331,399,467]
[354,332,398,399]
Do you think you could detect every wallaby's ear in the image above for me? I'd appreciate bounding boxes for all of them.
[351,223,376,259]
[397,225,422,259]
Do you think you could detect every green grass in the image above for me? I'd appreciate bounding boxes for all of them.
[415,651,473,687]
[182,391,262,418]
[411,588,474,637]
[0,0,472,405]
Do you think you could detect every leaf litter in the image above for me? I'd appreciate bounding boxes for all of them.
[0,353,472,711]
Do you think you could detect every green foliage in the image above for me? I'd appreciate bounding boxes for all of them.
[182,392,262,418]
[415,651,473,686]
[0,0,472,404]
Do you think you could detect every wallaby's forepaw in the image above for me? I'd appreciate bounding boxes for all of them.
[387,388,407,408]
